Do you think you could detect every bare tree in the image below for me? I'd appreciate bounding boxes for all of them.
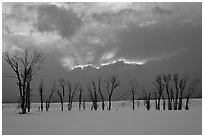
[56,78,65,111]
[46,81,56,111]
[173,74,179,110]
[161,91,166,110]
[142,88,151,110]
[39,78,44,111]
[98,76,105,110]
[163,73,173,110]
[154,92,158,110]
[153,75,164,110]
[67,81,78,111]
[104,75,120,110]
[4,50,43,114]
[185,79,200,110]
[129,79,139,110]
[87,79,98,110]
[178,75,188,110]
[78,85,83,110]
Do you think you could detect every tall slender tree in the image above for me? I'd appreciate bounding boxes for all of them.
[98,76,105,110]
[78,85,83,110]
[104,75,120,110]
[129,79,139,110]
[178,75,187,110]
[87,79,98,111]
[185,79,199,110]
[46,81,56,111]
[153,75,164,110]
[163,74,172,110]
[57,78,65,111]
[67,81,78,111]
[39,78,44,111]
[173,74,179,110]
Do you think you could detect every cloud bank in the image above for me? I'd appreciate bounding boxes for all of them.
[3,2,202,70]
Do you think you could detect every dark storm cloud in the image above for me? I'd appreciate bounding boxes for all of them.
[114,22,201,61]
[152,6,172,15]
[37,4,82,38]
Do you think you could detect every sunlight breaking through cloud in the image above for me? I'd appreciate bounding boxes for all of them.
[2,2,202,71]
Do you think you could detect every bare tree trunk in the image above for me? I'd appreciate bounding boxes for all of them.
[157,93,161,110]
[185,96,190,110]
[104,75,120,111]
[45,100,48,111]
[162,93,165,110]
[79,90,82,110]
[147,93,151,111]
[132,95,135,110]
[61,101,63,111]
[154,93,158,110]
[98,76,105,110]
[40,93,43,111]
[108,96,111,110]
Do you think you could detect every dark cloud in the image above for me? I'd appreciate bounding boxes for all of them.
[36,4,82,38]
[114,22,201,61]
[152,6,172,15]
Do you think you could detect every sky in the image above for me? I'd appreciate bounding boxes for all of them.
[2,2,202,102]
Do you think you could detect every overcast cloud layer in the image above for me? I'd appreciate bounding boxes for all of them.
[3,2,202,70]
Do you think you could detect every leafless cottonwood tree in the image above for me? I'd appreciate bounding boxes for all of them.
[39,79,44,111]
[185,79,200,110]
[78,85,83,110]
[87,79,98,110]
[173,74,179,110]
[163,74,173,110]
[46,81,56,111]
[98,76,105,110]
[161,91,166,110]
[4,50,43,114]
[153,75,164,110]
[178,75,188,110]
[154,92,158,110]
[129,79,139,110]
[142,88,151,110]
[67,81,79,111]
[104,75,120,110]
[56,78,66,111]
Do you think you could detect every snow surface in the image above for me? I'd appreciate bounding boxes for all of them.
[2,99,202,135]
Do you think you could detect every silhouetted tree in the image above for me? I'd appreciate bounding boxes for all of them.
[67,81,79,111]
[78,85,83,110]
[4,50,43,114]
[46,81,56,111]
[178,75,188,110]
[153,75,164,110]
[142,88,151,110]
[163,73,173,110]
[129,79,139,110]
[39,78,44,111]
[161,92,166,110]
[153,91,158,110]
[98,76,105,110]
[56,78,65,111]
[185,79,200,110]
[173,74,179,110]
[87,79,98,110]
[104,75,120,110]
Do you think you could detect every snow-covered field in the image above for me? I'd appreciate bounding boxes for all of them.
[2,99,202,135]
